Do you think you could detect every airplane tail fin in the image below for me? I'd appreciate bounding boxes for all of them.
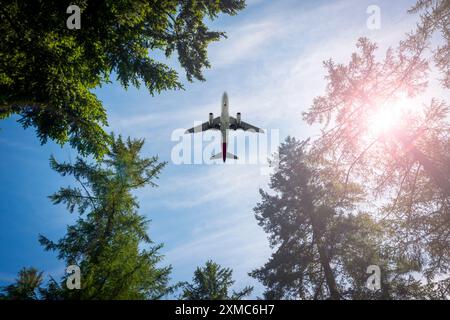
[210,152,238,161]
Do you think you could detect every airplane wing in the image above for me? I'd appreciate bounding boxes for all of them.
[229,117,264,133]
[185,117,221,133]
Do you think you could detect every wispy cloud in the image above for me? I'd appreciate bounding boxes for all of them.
[162,201,271,297]
[209,20,281,67]
[0,272,15,284]
[138,164,268,210]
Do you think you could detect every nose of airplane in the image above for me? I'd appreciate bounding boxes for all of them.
[222,91,228,106]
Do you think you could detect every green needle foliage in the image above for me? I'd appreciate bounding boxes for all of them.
[180,260,253,300]
[38,134,170,299]
[251,137,439,299]
[0,0,246,157]
[0,267,44,300]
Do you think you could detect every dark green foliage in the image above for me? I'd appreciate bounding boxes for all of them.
[0,267,43,300]
[251,137,435,300]
[38,134,171,299]
[180,260,253,300]
[0,0,246,157]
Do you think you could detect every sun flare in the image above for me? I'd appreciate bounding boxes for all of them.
[367,96,416,137]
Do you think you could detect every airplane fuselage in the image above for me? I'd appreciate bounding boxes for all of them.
[185,91,263,163]
[220,92,230,162]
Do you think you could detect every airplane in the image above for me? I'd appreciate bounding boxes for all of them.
[185,92,264,162]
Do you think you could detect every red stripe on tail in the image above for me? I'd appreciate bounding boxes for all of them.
[222,143,227,162]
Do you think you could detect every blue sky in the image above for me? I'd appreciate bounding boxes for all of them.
[0,0,427,298]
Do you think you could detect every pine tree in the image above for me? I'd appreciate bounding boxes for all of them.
[302,1,450,292]
[251,137,431,300]
[0,267,43,300]
[180,260,253,300]
[39,134,170,299]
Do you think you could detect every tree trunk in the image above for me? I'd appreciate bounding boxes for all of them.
[304,197,340,300]
[313,228,340,300]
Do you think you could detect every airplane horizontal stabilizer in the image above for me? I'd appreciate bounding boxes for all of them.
[210,153,238,160]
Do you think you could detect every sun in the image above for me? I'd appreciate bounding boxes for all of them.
[369,107,402,136]
[367,96,415,138]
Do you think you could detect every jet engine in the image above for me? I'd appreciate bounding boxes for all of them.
[236,112,241,125]
[209,113,214,125]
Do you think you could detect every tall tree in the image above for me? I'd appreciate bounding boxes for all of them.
[0,267,43,300]
[303,1,450,292]
[39,134,170,299]
[180,260,253,300]
[0,0,246,157]
[251,137,433,300]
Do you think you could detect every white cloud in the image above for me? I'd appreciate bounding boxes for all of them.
[162,203,271,297]
[138,164,268,210]
[209,20,281,67]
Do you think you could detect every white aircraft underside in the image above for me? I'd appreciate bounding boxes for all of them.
[185,92,264,162]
